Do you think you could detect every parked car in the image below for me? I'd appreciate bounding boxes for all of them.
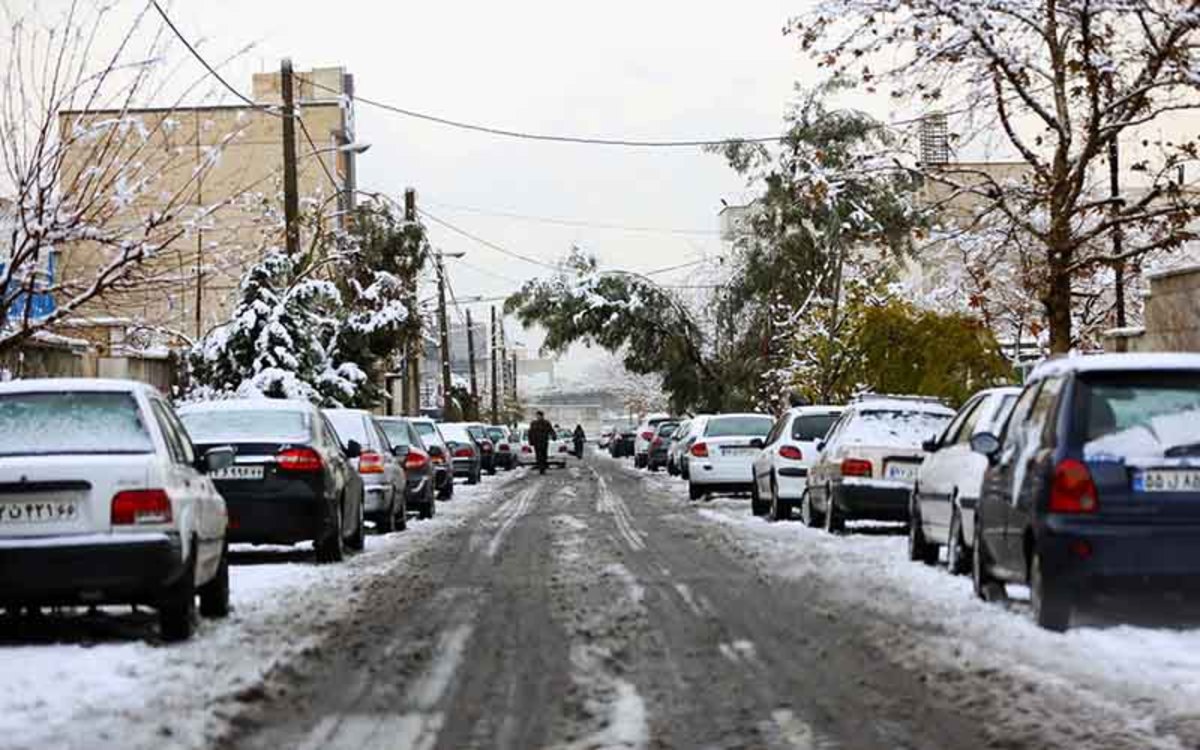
[439,422,482,484]
[324,409,408,533]
[676,416,710,481]
[751,405,844,522]
[666,420,691,476]
[634,413,675,469]
[646,421,680,472]
[376,417,438,520]
[409,417,454,500]
[970,353,1200,631]
[609,423,637,459]
[459,422,497,475]
[486,425,516,471]
[686,413,775,501]
[909,387,1020,572]
[518,426,570,468]
[806,396,954,533]
[0,379,233,641]
[179,399,366,563]
[598,425,615,450]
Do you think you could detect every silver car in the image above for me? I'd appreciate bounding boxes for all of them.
[324,409,408,533]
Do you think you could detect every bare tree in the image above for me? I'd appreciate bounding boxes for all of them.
[798,0,1200,352]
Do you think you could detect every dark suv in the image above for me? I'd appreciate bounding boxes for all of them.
[971,353,1200,631]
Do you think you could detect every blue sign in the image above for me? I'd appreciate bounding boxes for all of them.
[1,253,57,321]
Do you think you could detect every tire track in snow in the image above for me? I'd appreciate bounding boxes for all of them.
[486,484,539,559]
[591,467,646,551]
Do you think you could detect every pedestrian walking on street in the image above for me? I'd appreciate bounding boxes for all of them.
[572,424,586,458]
[529,411,553,475]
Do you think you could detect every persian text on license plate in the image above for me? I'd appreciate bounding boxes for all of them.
[723,446,758,455]
[211,465,265,481]
[1133,469,1200,493]
[885,463,918,481]
[0,498,80,524]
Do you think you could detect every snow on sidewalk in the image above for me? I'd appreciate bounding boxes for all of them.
[0,481,503,750]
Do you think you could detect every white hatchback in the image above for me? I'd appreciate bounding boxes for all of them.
[751,406,844,520]
[0,379,234,641]
[686,413,775,501]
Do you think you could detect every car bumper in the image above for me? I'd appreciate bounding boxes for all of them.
[452,458,476,477]
[0,532,185,606]
[1041,519,1200,594]
[405,473,432,504]
[833,479,911,521]
[363,485,392,514]
[224,494,323,545]
[774,468,809,500]
[694,461,753,485]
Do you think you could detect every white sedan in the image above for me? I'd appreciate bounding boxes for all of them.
[686,413,775,501]
[0,379,234,641]
[751,405,844,520]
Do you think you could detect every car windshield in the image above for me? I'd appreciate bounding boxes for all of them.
[466,425,487,441]
[181,408,309,443]
[705,416,773,437]
[793,413,841,441]
[413,422,439,440]
[440,424,472,443]
[486,427,507,442]
[843,410,953,447]
[0,391,154,456]
[657,422,679,436]
[378,420,413,447]
[324,411,369,447]
[1080,372,1200,458]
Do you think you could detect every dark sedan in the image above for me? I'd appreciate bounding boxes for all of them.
[971,353,1200,631]
[377,417,437,520]
[410,417,454,500]
[439,422,482,485]
[178,400,365,564]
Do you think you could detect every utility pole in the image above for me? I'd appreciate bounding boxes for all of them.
[280,59,300,256]
[490,306,499,424]
[466,309,478,420]
[1107,97,1126,328]
[404,188,420,416]
[511,353,519,400]
[437,255,453,418]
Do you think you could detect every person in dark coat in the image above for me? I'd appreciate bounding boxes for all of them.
[572,424,586,458]
[528,411,554,474]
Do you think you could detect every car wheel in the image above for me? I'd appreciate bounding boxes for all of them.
[438,477,454,500]
[769,476,790,522]
[972,517,1005,602]
[907,492,938,565]
[947,504,969,576]
[396,494,409,531]
[823,485,845,534]
[378,495,397,534]
[315,499,345,564]
[800,490,822,528]
[347,493,366,552]
[159,546,197,642]
[750,474,768,516]
[198,543,230,619]
[420,484,435,520]
[688,481,705,502]
[1030,551,1070,632]
[648,461,659,473]
[467,467,479,485]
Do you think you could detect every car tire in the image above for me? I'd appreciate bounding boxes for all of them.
[198,543,230,619]
[823,485,845,534]
[1030,551,1070,632]
[467,467,479,485]
[751,476,768,516]
[159,547,197,642]
[347,493,366,552]
[688,481,705,502]
[438,477,454,500]
[378,496,397,534]
[648,462,659,473]
[800,490,822,528]
[396,495,408,531]
[907,493,938,565]
[769,477,790,522]
[972,517,1005,602]
[947,503,970,576]
[315,500,345,564]
[420,485,435,520]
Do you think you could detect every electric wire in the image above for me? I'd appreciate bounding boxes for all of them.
[419,209,561,270]
[424,199,720,236]
[296,116,343,197]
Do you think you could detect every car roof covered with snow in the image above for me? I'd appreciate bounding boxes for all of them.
[1031,352,1200,379]
[177,398,318,414]
[787,404,844,416]
[848,398,955,417]
[0,377,161,396]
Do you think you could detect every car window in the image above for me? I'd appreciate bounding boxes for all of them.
[1079,371,1200,458]
[379,420,413,447]
[704,415,774,437]
[0,391,154,457]
[764,416,786,445]
[151,400,190,464]
[1000,381,1043,452]
[373,423,393,454]
[792,413,841,442]
[1028,376,1066,446]
[180,409,309,443]
[318,416,343,454]
[840,410,954,448]
[408,424,427,450]
[325,411,372,449]
[821,413,850,447]
[947,397,987,445]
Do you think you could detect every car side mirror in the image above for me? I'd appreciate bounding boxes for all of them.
[970,432,1001,462]
[922,437,940,453]
[345,439,363,459]
[816,440,826,453]
[750,438,764,449]
[393,444,411,459]
[428,444,444,457]
[201,446,235,473]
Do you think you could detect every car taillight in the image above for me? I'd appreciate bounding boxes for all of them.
[691,442,709,458]
[358,450,385,474]
[405,449,430,471]
[482,442,493,453]
[278,447,323,472]
[641,431,654,441]
[111,489,172,525]
[454,446,474,458]
[1050,459,1098,514]
[652,437,663,448]
[559,444,568,452]
[499,443,510,451]
[778,445,803,461]
[841,458,872,477]
[522,445,532,454]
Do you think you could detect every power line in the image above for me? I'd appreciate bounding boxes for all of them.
[419,209,561,270]
[150,0,281,117]
[642,259,710,276]
[298,75,782,148]
[424,199,720,236]
[296,116,342,197]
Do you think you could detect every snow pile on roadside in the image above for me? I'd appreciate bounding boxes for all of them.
[0,484,490,750]
[695,499,1200,748]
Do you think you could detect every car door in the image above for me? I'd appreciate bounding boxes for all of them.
[755,415,787,494]
[921,395,986,538]
[812,411,850,512]
[150,399,221,576]
[1005,376,1066,571]
[980,381,1043,576]
[373,419,406,499]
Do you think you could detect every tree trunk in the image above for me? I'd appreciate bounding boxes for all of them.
[1044,246,1074,354]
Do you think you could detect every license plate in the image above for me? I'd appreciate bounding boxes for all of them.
[211,465,265,481]
[0,497,80,524]
[885,463,918,481]
[723,446,757,455]
[1133,469,1200,493]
